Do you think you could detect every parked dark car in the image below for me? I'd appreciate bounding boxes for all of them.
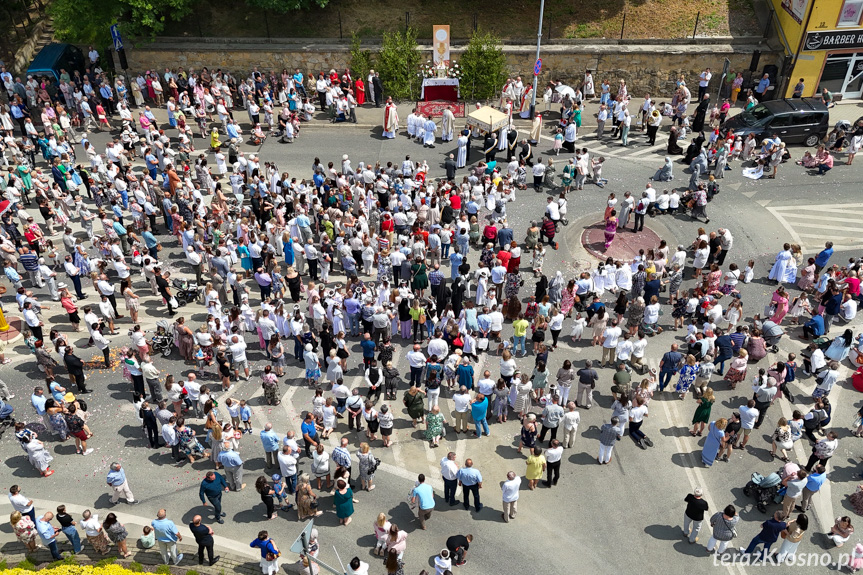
[723,98,829,147]
[27,43,85,82]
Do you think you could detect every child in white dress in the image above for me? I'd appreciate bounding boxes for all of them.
[569,314,587,341]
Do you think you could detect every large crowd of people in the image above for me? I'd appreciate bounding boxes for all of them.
[1,55,862,573]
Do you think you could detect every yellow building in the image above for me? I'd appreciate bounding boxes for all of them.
[772,0,863,98]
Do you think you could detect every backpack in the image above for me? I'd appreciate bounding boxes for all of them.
[785,362,796,383]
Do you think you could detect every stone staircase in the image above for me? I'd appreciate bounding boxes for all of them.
[11,16,55,75]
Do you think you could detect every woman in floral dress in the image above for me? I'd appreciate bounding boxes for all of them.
[674,355,699,399]
[378,250,393,284]
[798,257,816,291]
[424,405,446,447]
[261,365,281,405]
[177,419,206,462]
[10,511,38,553]
[560,280,577,317]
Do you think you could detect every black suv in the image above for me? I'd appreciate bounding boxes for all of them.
[722,98,829,147]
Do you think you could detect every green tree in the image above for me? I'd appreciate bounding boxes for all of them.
[244,0,330,11]
[49,0,198,44]
[459,30,507,102]
[349,33,374,87]
[376,28,422,101]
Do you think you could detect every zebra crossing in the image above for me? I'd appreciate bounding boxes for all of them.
[765,203,863,253]
[537,132,668,163]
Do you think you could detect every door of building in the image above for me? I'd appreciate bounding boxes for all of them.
[820,52,863,98]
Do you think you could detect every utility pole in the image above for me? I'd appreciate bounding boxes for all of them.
[529,0,545,119]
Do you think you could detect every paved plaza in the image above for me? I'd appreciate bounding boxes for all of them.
[1,97,863,575]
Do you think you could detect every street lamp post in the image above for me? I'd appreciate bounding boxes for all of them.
[529,0,546,119]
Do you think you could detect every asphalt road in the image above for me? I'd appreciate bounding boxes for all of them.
[1,100,863,574]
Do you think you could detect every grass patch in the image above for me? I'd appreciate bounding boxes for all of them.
[155,565,173,575]
[129,562,145,572]
[95,557,117,568]
[162,0,759,40]
[14,558,36,571]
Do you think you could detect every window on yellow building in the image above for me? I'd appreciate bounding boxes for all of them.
[838,0,863,27]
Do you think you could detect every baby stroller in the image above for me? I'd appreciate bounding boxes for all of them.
[743,470,782,513]
[172,278,201,306]
[0,399,15,439]
[761,320,784,353]
[151,320,174,358]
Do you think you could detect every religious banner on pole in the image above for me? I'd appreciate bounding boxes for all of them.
[433,25,451,65]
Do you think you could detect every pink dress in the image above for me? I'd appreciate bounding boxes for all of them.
[604,217,618,249]
[769,291,789,324]
[561,287,576,316]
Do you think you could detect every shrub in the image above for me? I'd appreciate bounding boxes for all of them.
[377,28,423,101]
[349,33,375,86]
[459,30,508,102]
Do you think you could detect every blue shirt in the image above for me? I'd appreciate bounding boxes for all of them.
[217,449,243,468]
[457,467,483,486]
[411,482,435,510]
[226,123,239,139]
[107,468,127,487]
[449,252,463,278]
[31,393,46,415]
[36,517,57,544]
[806,471,826,492]
[112,221,127,236]
[344,297,360,315]
[804,315,825,337]
[151,518,179,542]
[301,420,317,440]
[814,247,833,267]
[757,77,770,92]
[361,339,376,358]
[260,430,280,453]
[240,406,252,421]
[142,231,159,250]
[661,351,683,372]
[470,397,488,421]
[457,364,475,390]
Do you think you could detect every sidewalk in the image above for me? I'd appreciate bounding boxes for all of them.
[0,541,311,574]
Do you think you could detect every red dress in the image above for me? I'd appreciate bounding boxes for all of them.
[355,79,365,105]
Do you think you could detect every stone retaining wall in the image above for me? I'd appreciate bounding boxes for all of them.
[125,38,782,97]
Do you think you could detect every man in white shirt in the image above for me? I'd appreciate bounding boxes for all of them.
[616,332,634,364]
[8,486,35,522]
[452,386,471,434]
[406,344,427,388]
[488,306,504,340]
[543,439,564,487]
[532,158,546,191]
[229,335,249,380]
[186,246,203,285]
[277,445,298,494]
[631,333,648,374]
[427,331,448,360]
[184,374,202,418]
[671,245,688,269]
[601,320,622,367]
[440,451,460,506]
[258,311,278,358]
[738,399,759,449]
[841,296,858,321]
[545,196,560,224]
[562,402,581,448]
[698,68,712,100]
[38,258,59,300]
[501,471,521,522]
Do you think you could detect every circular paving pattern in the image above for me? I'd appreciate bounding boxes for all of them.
[580,219,663,261]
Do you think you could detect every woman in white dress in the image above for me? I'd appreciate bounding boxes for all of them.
[23,434,54,476]
[583,71,595,99]
[784,244,803,284]
[768,243,793,283]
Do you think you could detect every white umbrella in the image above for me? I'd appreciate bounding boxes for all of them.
[555,84,576,99]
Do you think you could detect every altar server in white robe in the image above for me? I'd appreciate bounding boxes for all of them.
[457,133,468,168]
[423,117,437,147]
[406,108,418,138]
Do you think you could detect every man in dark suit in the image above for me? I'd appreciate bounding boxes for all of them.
[445,154,457,180]
[372,73,383,108]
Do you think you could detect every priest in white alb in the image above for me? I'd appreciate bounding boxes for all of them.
[441,106,455,142]
[383,97,399,139]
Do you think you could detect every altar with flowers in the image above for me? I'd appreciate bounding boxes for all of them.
[419,61,460,102]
